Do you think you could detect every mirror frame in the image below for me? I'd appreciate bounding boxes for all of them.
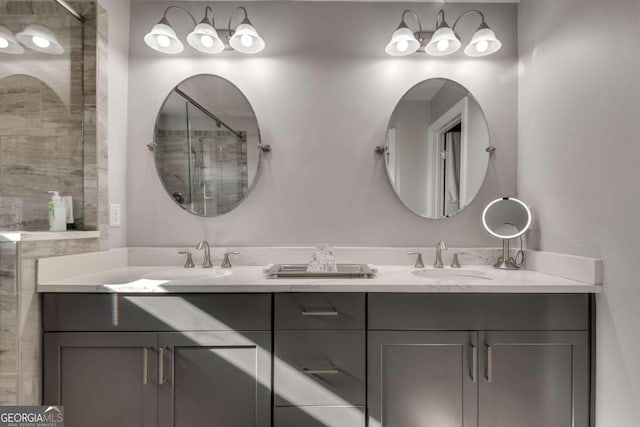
[384,77,491,220]
[152,73,264,217]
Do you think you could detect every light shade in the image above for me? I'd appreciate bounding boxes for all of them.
[425,25,461,56]
[144,21,183,54]
[385,25,420,56]
[464,25,501,57]
[187,22,224,54]
[15,25,63,54]
[0,25,25,54]
[229,20,265,54]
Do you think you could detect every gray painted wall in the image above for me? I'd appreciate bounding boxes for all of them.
[126,1,518,247]
[100,0,131,248]
[518,0,640,424]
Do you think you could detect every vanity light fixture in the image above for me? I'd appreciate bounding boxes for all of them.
[0,25,25,54]
[385,10,421,56]
[144,5,265,55]
[15,24,64,54]
[386,8,501,57]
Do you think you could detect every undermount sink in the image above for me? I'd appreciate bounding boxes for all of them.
[412,269,493,281]
[141,268,233,281]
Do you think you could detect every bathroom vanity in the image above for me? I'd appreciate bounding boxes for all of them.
[42,292,591,427]
[38,247,600,427]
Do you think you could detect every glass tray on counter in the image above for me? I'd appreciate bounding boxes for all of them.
[263,264,377,278]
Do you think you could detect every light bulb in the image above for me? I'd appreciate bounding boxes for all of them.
[396,39,409,53]
[475,40,489,53]
[437,39,449,52]
[241,34,253,48]
[0,37,8,49]
[156,35,171,48]
[200,35,213,48]
[32,36,50,48]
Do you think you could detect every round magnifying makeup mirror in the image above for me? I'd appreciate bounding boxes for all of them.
[482,197,532,270]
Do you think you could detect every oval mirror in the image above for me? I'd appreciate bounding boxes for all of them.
[482,197,532,270]
[385,78,490,219]
[153,74,262,217]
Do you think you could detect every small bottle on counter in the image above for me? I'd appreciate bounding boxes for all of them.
[63,196,74,229]
[47,191,67,232]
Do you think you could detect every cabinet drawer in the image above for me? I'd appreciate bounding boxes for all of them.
[275,293,364,330]
[369,294,589,331]
[274,330,365,406]
[43,294,271,332]
[275,406,365,427]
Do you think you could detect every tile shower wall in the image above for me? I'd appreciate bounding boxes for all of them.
[0,1,109,405]
[0,238,100,405]
[127,2,518,247]
[0,1,84,230]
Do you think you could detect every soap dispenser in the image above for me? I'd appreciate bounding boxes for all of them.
[47,191,67,232]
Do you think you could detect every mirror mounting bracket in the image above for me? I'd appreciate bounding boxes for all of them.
[259,144,272,153]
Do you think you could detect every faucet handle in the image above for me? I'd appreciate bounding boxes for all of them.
[221,250,240,269]
[450,252,468,269]
[408,251,425,269]
[178,250,195,269]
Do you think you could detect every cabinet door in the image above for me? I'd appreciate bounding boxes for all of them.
[158,331,271,427]
[43,332,158,427]
[479,331,589,427]
[368,331,478,427]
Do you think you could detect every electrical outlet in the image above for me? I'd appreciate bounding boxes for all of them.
[110,204,121,227]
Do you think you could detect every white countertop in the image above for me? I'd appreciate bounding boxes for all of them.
[37,264,602,294]
[0,230,100,242]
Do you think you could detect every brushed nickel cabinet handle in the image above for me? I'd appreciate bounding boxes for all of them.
[143,347,150,385]
[301,310,339,316]
[302,368,339,375]
[471,344,478,383]
[159,347,166,385]
[486,344,493,382]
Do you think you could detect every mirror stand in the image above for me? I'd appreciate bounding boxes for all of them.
[494,239,520,270]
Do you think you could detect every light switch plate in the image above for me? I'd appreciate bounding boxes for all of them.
[110,203,121,227]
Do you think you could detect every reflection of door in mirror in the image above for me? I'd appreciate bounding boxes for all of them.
[442,124,462,217]
[427,97,470,218]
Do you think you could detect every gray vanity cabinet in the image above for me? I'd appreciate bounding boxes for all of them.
[157,331,272,427]
[43,294,272,427]
[478,331,589,427]
[43,332,158,427]
[273,293,366,427]
[367,294,591,427]
[367,331,479,427]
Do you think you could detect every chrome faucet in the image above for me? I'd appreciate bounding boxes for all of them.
[221,250,240,268]
[408,251,425,268]
[434,241,448,268]
[195,240,213,268]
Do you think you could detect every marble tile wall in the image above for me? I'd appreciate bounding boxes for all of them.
[0,4,84,230]
[16,238,100,404]
[0,0,109,405]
